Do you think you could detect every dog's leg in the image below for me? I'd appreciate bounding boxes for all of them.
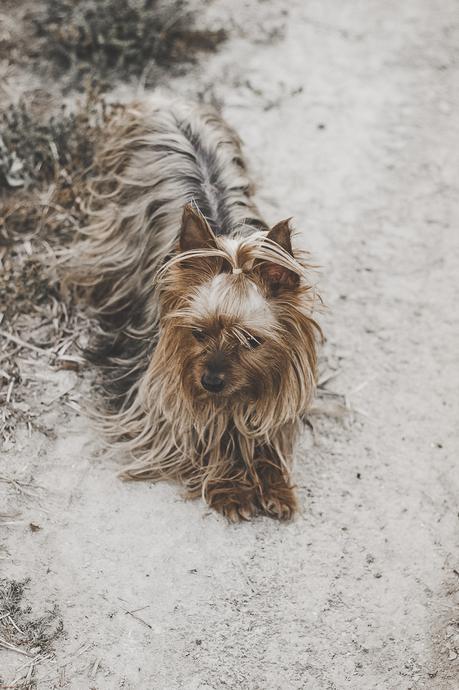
[255,457,298,520]
[203,428,298,522]
[203,433,260,521]
[254,430,298,520]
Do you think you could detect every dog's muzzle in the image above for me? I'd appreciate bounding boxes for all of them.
[201,369,225,393]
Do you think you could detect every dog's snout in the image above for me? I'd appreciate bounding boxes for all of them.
[201,369,225,393]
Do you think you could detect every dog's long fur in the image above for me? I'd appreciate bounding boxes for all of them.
[68,96,322,520]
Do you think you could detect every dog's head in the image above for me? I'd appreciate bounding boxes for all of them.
[153,204,322,432]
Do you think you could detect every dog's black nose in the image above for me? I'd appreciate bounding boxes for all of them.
[201,370,225,393]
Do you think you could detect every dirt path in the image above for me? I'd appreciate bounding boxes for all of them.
[1,1,458,688]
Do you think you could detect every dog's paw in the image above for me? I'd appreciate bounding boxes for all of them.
[206,485,258,523]
[260,489,297,520]
[256,463,298,521]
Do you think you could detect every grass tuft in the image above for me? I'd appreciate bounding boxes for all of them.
[31,0,226,89]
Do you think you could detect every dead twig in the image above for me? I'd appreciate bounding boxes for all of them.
[89,657,101,678]
[12,652,53,685]
[0,636,33,657]
[123,605,152,629]
[0,328,51,357]
[0,474,42,500]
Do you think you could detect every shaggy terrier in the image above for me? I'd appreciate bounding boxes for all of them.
[69,97,322,521]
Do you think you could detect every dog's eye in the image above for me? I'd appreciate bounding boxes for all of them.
[192,329,206,342]
[246,335,262,348]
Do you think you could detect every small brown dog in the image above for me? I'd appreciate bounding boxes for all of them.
[70,96,322,521]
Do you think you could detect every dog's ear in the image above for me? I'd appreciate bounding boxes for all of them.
[260,219,300,293]
[180,204,217,252]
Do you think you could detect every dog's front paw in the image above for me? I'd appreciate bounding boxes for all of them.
[256,463,298,520]
[206,483,258,523]
[261,489,297,520]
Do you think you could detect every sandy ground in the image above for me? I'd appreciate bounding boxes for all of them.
[1,1,459,688]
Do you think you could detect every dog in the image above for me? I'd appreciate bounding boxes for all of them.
[69,96,322,521]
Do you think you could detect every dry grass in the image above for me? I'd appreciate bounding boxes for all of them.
[0,578,63,688]
[29,0,226,90]
[0,95,107,190]
[0,91,113,442]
